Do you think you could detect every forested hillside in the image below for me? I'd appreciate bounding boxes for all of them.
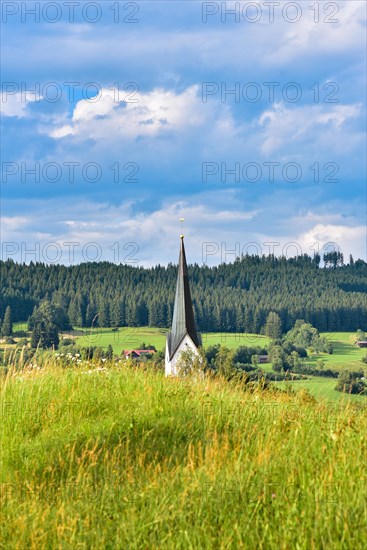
[1,254,366,333]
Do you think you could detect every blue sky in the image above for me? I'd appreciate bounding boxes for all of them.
[1,1,366,265]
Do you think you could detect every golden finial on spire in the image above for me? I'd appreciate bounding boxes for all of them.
[179,217,185,239]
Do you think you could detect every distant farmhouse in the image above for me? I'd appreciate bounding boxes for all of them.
[165,235,202,376]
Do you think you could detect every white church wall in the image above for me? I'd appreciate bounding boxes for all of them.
[165,334,200,376]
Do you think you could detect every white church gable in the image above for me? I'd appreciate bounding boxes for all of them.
[165,333,200,377]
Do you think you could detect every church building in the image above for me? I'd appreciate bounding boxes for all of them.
[165,235,202,376]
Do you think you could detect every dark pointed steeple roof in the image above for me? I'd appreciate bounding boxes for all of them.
[166,236,201,359]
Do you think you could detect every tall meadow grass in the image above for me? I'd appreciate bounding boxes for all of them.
[1,359,366,549]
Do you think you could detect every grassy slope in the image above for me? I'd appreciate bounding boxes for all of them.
[1,364,366,549]
[313,332,367,370]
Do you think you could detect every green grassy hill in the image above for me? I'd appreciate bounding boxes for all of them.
[1,364,366,549]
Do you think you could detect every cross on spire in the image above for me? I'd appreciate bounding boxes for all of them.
[179,217,185,239]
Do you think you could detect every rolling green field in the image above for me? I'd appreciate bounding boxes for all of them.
[1,364,366,549]
[72,328,366,401]
[313,332,366,370]
[75,326,169,352]
[274,378,364,403]
[74,327,270,354]
[276,333,366,402]
[5,326,366,402]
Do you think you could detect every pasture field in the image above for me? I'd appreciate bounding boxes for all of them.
[12,322,29,332]
[274,333,366,401]
[72,329,366,400]
[4,327,366,402]
[11,324,363,365]
[314,332,367,371]
[274,378,364,403]
[73,328,365,364]
[1,363,366,549]
[75,326,169,352]
[74,327,270,354]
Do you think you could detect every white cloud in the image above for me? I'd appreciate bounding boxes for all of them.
[51,124,75,138]
[257,221,366,262]
[263,1,366,65]
[0,92,42,118]
[258,102,362,154]
[49,86,220,141]
[47,86,363,168]
[0,195,260,265]
[1,216,30,231]
[4,1,364,78]
[298,223,366,259]
[2,197,365,266]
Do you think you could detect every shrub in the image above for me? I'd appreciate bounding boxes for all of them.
[14,330,28,337]
[59,344,81,356]
[137,343,157,351]
[335,371,367,395]
[292,364,339,378]
[233,362,257,373]
[286,320,333,353]
[205,344,221,366]
[60,338,75,347]
[264,372,304,381]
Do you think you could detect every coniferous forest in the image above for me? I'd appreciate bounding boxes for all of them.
[1,254,366,333]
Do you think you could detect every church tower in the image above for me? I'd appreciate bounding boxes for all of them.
[165,235,202,376]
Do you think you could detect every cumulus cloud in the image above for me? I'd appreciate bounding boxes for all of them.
[48,85,220,141]
[257,218,366,262]
[0,92,42,118]
[0,193,260,265]
[46,85,363,171]
[297,223,366,259]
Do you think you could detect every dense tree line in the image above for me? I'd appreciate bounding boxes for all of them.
[1,253,366,333]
